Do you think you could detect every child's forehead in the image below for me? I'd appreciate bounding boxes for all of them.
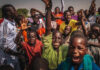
[53,32,61,36]
[29,32,36,35]
[73,37,85,41]
[72,37,86,44]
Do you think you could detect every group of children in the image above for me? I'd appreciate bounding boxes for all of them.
[0,0,100,70]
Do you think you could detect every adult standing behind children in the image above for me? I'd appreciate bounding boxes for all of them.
[0,4,20,70]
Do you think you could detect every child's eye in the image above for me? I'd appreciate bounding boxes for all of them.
[58,37,61,40]
[78,46,83,50]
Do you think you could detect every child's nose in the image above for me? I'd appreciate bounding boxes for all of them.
[73,48,78,54]
[55,38,59,42]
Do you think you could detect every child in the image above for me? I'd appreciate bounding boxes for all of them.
[42,31,68,70]
[58,34,100,70]
[41,0,68,69]
[52,7,64,26]
[22,29,43,64]
[30,57,49,70]
[63,25,72,46]
[68,6,78,20]
[88,23,100,66]
[15,15,29,42]
[16,28,43,68]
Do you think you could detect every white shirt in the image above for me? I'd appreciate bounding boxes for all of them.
[0,18,17,51]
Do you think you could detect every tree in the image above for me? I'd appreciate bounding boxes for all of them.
[17,8,29,17]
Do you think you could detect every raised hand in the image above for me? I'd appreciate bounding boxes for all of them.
[20,18,28,30]
[41,0,52,8]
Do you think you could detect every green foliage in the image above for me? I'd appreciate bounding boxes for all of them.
[0,8,2,18]
[17,8,29,17]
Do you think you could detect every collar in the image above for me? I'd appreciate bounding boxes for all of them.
[4,18,16,26]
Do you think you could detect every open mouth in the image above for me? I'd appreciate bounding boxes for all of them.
[53,43,60,46]
[72,56,80,63]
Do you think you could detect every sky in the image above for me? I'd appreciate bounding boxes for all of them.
[0,0,100,13]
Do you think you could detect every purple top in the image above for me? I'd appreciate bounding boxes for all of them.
[71,15,78,20]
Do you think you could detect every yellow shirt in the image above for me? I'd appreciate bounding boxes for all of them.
[59,19,78,33]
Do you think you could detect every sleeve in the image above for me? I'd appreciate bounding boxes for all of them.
[42,34,52,48]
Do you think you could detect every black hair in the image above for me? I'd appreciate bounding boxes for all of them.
[55,7,60,10]
[91,23,100,30]
[63,10,70,19]
[0,65,14,70]
[27,27,41,40]
[71,30,84,37]
[68,6,74,11]
[30,8,35,13]
[2,4,16,18]
[27,27,37,37]
[15,15,25,27]
[52,30,62,37]
[70,34,87,47]
[30,58,49,70]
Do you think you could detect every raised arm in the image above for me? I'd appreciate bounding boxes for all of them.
[61,0,64,13]
[89,0,96,14]
[31,8,45,17]
[42,0,52,36]
[81,10,88,36]
[15,30,23,45]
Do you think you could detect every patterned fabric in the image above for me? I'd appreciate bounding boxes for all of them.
[0,18,20,70]
[88,15,96,25]
[42,34,68,70]
[88,39,100,66]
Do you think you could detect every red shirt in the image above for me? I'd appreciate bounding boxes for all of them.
[21,39,43,64]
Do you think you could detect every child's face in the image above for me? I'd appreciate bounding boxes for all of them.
[28,32,36,45]
[64,26,71,36]
[69,37,87,64]
[34,15,39,23]
[55,7,60,14]
[31,10,36,16]
[52,32,62,49]
[65,12,71,21]
[91,26,99,39]
[69,8,74,15]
